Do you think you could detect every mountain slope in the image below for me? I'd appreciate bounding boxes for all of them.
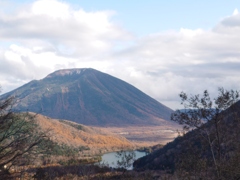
[33,113,133,153]
[133,101,240,177]
[1,68,174,127]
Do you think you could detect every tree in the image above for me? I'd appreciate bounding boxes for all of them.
[171,88,240,179]
[0,87,50,175]
[116,150,136,175]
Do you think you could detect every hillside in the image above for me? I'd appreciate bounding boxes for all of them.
[133,100,240,179]
[1,68,174,127]
[33,113,134,154]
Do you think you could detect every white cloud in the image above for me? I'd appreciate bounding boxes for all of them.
[31,0,70,19]
[0,0,130,55]
[0,0,131,92]
[106,12,240,109]
[0,1,240,110]
[180,28,204,37]
[233,8,239,15]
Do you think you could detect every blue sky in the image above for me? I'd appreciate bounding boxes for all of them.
[0,0,240,109]
[8,0,240,35]
[74,0,239,35]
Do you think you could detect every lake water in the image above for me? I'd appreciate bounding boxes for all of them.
[98,150,147,170]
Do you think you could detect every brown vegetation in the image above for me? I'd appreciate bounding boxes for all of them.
[34,114,135,155]
[101,125,179,146]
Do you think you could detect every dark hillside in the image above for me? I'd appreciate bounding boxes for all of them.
[134,101,240,178]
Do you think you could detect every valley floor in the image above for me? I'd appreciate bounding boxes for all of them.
[99,125,179,146]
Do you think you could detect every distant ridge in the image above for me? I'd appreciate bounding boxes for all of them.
[1,68,174,127]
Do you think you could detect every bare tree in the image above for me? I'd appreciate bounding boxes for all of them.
[0,87,50,175]
[116,150,136,175]
[171,88,240,179]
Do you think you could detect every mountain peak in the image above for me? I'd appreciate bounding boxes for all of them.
[46,68,93,78]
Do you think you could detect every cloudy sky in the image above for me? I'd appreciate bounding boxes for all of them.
[0,0,240,109]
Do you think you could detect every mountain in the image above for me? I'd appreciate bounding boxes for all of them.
[1,68,174,127]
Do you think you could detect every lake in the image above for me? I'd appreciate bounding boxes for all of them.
[98,150,147,170]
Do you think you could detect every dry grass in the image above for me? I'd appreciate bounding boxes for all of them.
[100,125,179,146]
